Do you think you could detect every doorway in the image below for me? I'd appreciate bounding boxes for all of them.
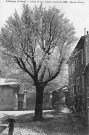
[18,101,23,110]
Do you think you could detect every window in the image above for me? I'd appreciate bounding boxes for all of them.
[71,64,73,74]
[81,49,83,64]
[87,72,89,87]
[76,77,80,91]
[69,62,75,76]
[72,84,75,95]
[82,75,84,92]
[72,63,74,73]
[70,65,72,75]
[82,98,86,111]
[76,57,79,68]
[75,58,77,68]
[70,84,74,95]
[69,66,71,77]
[73,61,75,71]
[69,64,72,76]
[76,55,81,68]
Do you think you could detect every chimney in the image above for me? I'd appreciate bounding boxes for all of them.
[84,28,86,35]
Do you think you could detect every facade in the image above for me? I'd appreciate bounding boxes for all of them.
[0,77,69,111]
[15,91,27,111]
[0,78,19,110]
[67,32,89,121]
[0,78,27,111]
[26,91,51,110]
[51,86,68,108]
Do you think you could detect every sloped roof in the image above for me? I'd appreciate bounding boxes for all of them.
[0,78,19,86]
[67,36,86,64]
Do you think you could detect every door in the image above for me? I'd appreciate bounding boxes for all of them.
[18,101,23,110]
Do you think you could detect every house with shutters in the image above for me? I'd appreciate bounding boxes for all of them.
[67,29,89,122]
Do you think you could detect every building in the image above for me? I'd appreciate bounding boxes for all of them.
[0,78,27,111]
[0,78,19,110]
[51,85,68,108]
[67,29,89,121]
[0,77,69,111]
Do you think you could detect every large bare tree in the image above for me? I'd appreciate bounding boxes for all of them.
[0,4,76,120]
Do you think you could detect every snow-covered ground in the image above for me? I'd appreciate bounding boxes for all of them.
[0,111,34,119]
[0,106,70,119]
[61,107,70,113]
[2,127,47,135]
[0,110,53,135]
[0,110,53,119]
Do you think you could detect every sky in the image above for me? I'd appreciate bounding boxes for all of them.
[0,0,89,38]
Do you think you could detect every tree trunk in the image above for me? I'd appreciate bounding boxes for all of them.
[34,85,44,121]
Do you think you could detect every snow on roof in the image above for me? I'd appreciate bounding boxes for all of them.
[0,78,19,86]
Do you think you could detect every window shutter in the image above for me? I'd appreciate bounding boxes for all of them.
[82,75,84,92]
[81,49,83,64]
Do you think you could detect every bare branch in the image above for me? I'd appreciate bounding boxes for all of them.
[14,56,34,80]
[37,52,47,73]
[39,66,46,81]
[44,58,64,84]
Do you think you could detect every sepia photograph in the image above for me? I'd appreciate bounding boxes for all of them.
[0,0,89,134]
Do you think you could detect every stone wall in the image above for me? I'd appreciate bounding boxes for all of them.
[26,91,50,110]
[0,85,15,110]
